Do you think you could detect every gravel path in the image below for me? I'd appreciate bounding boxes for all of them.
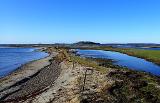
[4,60,61,102]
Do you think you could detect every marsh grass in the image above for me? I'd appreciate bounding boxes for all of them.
[55,47,160,103]
[70,56,108,73]
[82,46,160,65]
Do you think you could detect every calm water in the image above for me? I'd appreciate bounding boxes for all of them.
[114,45,160,51]
[139,48,160,50]
[77,49,160,76]
[0,47,48,78]
[116,46,160,51]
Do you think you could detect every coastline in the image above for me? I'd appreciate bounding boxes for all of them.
[72,47,160,66]
[0,48,59,102]
[0,47,49,78]
[0,47,160,102]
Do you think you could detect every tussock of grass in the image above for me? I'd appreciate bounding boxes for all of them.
[55,49,70,63]
[70,55,108,73]
[105,70,160,103]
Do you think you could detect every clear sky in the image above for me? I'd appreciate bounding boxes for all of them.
[0,0,160,44]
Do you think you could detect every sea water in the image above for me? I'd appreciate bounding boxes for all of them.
[0,47,48,78]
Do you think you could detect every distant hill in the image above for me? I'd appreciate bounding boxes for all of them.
[73,41,101,45]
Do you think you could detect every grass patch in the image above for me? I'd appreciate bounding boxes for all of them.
[54,48,108,73]
[100,47,160,65]
[106,69,160,103]
[70,55,108,73]
[55,47,160,103]
[73,46,160,65]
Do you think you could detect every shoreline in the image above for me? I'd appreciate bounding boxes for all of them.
[75,49,160,77]
[69,51,160,102]
[0,48,59,102]
[0,47,49,79]
[0,54,49,79]
[72,47,160,66]
[1,47,160,102]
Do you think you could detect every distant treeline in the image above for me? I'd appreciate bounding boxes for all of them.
[0,42,160,48]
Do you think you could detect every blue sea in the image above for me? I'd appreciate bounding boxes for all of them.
[0,47,48,78]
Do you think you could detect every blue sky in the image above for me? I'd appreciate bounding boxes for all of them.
[0,0,160,44]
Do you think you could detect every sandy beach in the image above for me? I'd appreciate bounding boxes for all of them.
[0,48,59,102]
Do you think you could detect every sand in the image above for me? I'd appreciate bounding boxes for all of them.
[0,49,113,103]
[0,51,59,102]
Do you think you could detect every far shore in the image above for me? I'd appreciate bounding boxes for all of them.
[0,46,160,102]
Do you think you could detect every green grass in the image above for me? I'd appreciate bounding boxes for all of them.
[57,47,160,102]
[109,48,160,65]
[54,48,108,73]
[79,46,160,65]
[70,55,108,73]
[105,69,160,103]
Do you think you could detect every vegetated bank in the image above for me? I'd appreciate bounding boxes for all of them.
[1,46,160,103]
[68,48,160,103]
[72,46,160,66]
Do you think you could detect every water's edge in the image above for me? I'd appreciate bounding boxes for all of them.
[76,49,160,76]
[0,47,49,78]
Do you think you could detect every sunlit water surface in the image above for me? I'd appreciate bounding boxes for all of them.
[0,47,48,78]
[77,49,160,76]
